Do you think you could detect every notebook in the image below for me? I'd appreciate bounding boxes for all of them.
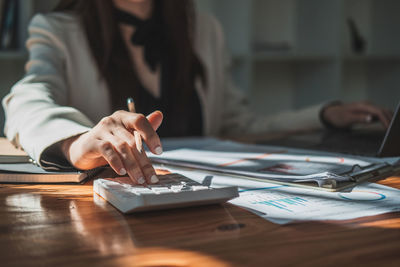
[0,138,31,163]
[0,162,93,183]
[0,138,97,183]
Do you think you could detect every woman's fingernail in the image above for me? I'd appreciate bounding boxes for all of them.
[119,168,127,175]
[151,175,159,184]
[366,115,372,123]
[137,177,145,184]
[154,146,163,155]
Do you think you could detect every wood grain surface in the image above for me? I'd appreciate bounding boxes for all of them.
[0,176,399,267]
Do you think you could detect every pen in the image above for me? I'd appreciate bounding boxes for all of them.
[127,97,143,153]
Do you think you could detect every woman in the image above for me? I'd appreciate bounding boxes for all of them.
[2,0,392,184]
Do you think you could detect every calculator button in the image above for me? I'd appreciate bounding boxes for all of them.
[130,188,153,195]
[191,186,209,191]
[148,185,168,190]
[151,187,172,194]
[135,190,154,195]
[179,186,193,191]
[105,182,125,190]
[170,185,184,192]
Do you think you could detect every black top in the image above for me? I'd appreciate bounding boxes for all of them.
[135,61,204,138]
[114,7,203,137]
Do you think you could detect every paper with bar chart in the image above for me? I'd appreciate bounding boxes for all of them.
[231,183,400,222]
[163,166,400,224]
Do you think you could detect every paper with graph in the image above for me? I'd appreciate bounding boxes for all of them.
[150,140,397,189]
[161,166,400,224]
[232,182,400,223]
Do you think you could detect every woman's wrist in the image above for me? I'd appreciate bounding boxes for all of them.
[61,134,83,167]
[61,132,108,170]
[319,101,347,130]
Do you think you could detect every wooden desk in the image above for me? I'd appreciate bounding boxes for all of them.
[0,177,399,267]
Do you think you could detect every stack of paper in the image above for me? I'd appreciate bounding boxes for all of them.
[151,139,398,190]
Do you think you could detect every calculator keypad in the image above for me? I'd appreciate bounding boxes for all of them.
[105,173,209,196]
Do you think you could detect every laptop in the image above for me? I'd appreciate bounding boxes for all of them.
[260,102,400,157]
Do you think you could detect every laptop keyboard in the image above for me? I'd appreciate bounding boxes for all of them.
[261,130,385,157]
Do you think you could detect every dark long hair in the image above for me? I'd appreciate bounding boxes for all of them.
[54,0,205,117]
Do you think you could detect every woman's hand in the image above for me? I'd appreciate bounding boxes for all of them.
[322,101,393,129]
[62,110,163,184]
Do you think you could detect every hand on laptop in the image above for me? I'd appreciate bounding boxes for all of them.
[321,101,393,129]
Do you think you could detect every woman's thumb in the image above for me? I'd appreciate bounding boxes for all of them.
[147,110,163,130]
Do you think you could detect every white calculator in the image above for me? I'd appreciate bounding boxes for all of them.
[93,173,239,213]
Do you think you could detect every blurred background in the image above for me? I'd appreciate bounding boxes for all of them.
[0,0,400,136]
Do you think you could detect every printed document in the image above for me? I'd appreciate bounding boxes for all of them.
[163,166,400,224]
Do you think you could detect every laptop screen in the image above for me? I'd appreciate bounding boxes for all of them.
[378,102,400,157]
